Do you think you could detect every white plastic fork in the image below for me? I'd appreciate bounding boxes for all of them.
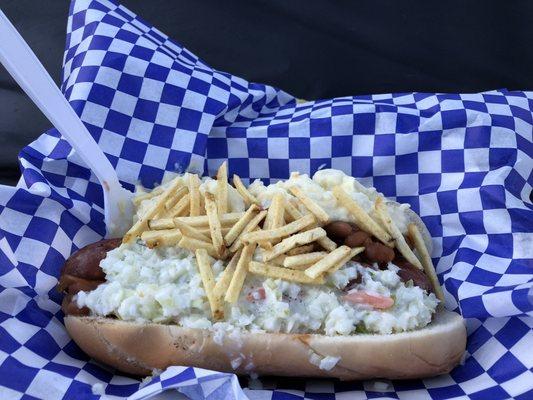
[0,9,134,238]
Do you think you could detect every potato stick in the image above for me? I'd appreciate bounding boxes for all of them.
[188,174,201,216]
[242,214,316,243]
[259,240,274,251]
[286,244,315,256]
[224,205,260,246]
[176,212,244,227]
[167,192,188,215]
[228,210,267,253]
[173,218,211,242]
[213,249,242,298]
[225,243,256,303]
[164,196,179,211]
[262,207,274,231]
[149,215,234,231]
[305,246,352,279]
[408,223,444,302]
[283,251,328,268]
[132,186,164,205]
[328,247,365,274]
[165,193,190,218]
[317,236,338,252]
[270,254,286,266]
[148,218,175,230]
[273,194,285,228]
[249,261,325,285]
[289,186,330,224]
[195,249,223,319]
[303,223,337,251]
[285,263,315,271]
[176,202,190,217]
[197,226,231,236]
[332,186,393,247]
[258,241,272,250]
[141,229,183,248]
[123,177,183,243]
[178,236,218,258]
[264,193,284,230]
[262,227,326,262]
[233,174,259,206]
[284,199,303,222]
[199,192,206,215]
[375,197,423,269]
[254,229,273,250]
[158,187,187,218]
[275,215,285,230]
[151,213,245,231]
[216,161,228,215]
[262,246,302,269]
[204,192,225,256]
[148,212,253,230]
[164,186,187,210]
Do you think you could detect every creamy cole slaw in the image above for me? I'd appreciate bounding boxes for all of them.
[76,169,438,335]
[76,242,438,335]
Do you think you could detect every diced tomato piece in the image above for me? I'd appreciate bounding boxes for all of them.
[343,291,394,309]
[246,287,266,302]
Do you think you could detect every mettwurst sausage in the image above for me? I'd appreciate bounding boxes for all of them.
[61,238,121,281]
[59,239,121,316]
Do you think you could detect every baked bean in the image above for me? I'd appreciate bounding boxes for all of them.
[344,231,371,248]
[364,242,395,264]
[324,221,354,240]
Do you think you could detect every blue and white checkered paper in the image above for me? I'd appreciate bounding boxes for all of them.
[0,0,532,398]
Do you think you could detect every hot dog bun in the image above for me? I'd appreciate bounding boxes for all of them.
[65,309,465,380]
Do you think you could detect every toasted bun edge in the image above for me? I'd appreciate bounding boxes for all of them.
[65,309,466,380]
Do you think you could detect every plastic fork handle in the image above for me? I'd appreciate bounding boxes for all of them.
[0,9,120,189]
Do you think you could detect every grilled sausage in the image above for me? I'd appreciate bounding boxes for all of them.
[61,238,121,280]
[59,238,120,315]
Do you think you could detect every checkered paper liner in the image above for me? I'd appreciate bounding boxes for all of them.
[0,0,531,398]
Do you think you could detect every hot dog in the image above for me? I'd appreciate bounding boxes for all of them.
[58,239,121,316]
[62,168,465,380]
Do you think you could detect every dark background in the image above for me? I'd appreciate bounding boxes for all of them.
[1,0,532,185]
